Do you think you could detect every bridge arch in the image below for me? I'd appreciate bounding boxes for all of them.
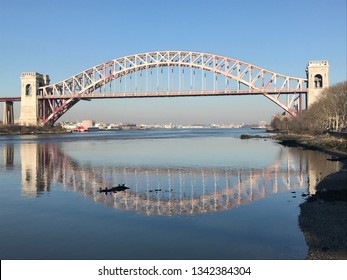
[38,51,307,125]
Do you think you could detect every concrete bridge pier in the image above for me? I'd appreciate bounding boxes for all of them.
[2,101,14,125]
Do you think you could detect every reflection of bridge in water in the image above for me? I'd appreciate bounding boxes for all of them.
[3,142,340,216]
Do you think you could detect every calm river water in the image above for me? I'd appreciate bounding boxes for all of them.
[0,128,341,259]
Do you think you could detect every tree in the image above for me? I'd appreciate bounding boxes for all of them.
[271,81,347,134]
[314,81,347,131]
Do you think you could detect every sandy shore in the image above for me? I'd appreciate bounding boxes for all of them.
[276,135,347,259]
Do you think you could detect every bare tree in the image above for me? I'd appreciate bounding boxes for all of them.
[317,81,347,131]
[271,81,347,134]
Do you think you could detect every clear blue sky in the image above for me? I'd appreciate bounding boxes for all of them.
[1,0,346,124]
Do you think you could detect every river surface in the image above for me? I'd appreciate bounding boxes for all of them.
[0,128,341,259]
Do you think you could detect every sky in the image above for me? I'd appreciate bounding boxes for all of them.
[0,0,346,125]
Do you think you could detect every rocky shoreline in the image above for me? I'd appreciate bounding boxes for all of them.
[273,133,347,154]
[274,134,347,259]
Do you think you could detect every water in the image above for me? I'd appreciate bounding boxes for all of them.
[0,128,341,259]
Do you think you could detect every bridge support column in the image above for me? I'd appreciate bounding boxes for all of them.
[2,101,14,124]
[306,61,329,108]
[19,72,50,126]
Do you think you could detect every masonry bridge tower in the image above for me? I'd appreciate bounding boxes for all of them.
[306,60,329,107]
[19,72,50,126]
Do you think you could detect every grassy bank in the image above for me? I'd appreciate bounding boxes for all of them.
[0,124,68,135]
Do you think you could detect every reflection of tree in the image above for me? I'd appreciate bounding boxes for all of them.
[16,142,340,215]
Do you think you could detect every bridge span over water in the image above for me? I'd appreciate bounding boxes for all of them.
[1,51,328,125]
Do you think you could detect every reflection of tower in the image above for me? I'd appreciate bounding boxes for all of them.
[304,150,340,194]
[20,143,50,196]
[3,144,14,168]
[21,144,38,196]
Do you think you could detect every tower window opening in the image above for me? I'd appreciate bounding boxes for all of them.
[314,74,323,88]
[25,84,32,95]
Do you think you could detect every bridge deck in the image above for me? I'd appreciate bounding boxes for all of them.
[0,90,307,101]
[0,97,21,102]
[39,89,307,99]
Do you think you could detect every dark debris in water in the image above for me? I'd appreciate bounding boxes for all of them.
[149,189,174,193]
[99,184,129,194]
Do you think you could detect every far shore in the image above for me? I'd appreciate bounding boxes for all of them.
[0,124,68,135]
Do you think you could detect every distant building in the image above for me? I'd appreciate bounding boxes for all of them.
[82,120,95,128]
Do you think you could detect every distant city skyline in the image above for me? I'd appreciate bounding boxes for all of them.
[1,0,346,124]
[62,118,251,126]
[58,95,276,125]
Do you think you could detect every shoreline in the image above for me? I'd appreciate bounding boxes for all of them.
[0,125,69,135]
[273,133,347,259]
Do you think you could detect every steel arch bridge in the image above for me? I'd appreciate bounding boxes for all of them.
[38,51,307,125]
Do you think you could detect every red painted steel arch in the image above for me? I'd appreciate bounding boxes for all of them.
[39,51,307,125]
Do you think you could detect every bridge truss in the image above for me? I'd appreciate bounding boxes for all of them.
[38,51,307,125]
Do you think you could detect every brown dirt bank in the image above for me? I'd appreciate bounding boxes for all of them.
[276,134,347,259]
